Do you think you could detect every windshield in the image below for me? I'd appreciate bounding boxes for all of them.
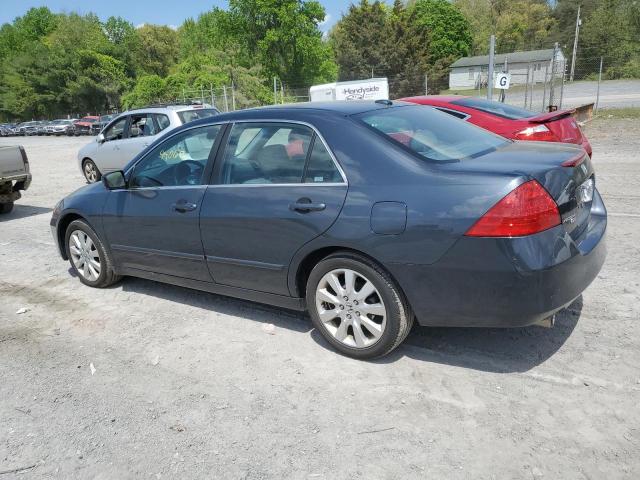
[355,105,508,162]
[177,108,219,124]
[451,98,536,120]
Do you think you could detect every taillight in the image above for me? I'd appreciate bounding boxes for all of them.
[465,180,560,237]
[514,124,558,142]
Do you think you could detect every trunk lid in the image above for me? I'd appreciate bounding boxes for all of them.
[442,141,595,239]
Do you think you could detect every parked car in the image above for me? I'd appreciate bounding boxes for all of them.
[0,124,16,136]
[401,96,593,157]
[0,145,31,214]
[74,116,99,136]
[51,101,606,359]
[91,114,114,135]
[36,121,53,136]
[77,104,220,183]
[15,121,40,136]
[46,119,77,136]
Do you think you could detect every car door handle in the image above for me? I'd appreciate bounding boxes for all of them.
[289,199,326,213]
[172,201,198,213]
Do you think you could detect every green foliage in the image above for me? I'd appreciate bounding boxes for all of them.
[330,0,471,96]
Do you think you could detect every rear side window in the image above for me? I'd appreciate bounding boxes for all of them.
[219,123,312,185]
[451,98,536,120]
[304,140,343,183]
[154,114,170,132]
[356,105,508,162]
[178,108,219,124]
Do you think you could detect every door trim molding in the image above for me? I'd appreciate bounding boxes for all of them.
[206,255,285,271]
[111,244,204,261]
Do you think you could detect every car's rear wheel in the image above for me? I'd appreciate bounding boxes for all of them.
[82,158,101,183]
[306,252,414,359]
[0,202,14,214]
[65,219,120,288]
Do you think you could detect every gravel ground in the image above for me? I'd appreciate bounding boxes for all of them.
[1,123,639,479]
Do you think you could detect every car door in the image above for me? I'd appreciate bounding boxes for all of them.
[102,124,224,281]
[200,121,348,296]
[95,116,129,172]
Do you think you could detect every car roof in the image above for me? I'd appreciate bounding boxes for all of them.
[125,105,217,114]
[183,100,416,129]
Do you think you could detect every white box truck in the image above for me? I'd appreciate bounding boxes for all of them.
[309,78,389,102]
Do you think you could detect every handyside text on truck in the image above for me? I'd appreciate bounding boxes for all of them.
[309,78,389,102]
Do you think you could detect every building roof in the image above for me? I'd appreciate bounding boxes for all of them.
[451,49,560,68]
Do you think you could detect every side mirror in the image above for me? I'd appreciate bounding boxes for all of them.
[97,133,105,144]
[102,170,126,190]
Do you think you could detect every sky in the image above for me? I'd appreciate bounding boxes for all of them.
[0,0,367,34]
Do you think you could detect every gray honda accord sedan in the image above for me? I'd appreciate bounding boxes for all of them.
[50,101,606,359]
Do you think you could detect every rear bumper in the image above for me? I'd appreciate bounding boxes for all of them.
[388,190,607,328]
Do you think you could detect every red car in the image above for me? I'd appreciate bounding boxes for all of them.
[401,96,592,157]
[73,116,99,136]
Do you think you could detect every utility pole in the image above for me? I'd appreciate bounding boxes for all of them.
[273,77,278,105]
[487,35,495,101]
[595,56,603,111]
[570,5,581,82]
[549,42,559,110]
[499,57,508,103]
[425,73,428,95]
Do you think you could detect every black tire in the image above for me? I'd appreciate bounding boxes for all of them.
[0,202,14,214]
[306,251,414,359]
[82,158,101,183]
[65,219,120,288]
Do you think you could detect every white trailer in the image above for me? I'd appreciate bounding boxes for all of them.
[309,78,389,102]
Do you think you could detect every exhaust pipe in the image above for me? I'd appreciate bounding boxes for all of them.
[534,315,555,328]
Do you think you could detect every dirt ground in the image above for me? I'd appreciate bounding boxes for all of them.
[1,120,639,479]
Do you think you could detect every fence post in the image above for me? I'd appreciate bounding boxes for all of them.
[559,61,566,109]
[280,81,284,104]
[542,64,549,112]
[595,57,603,112]
[200,85,205,105]
[223,85,229,112]
[548,42,559,110]
[524,64,530,108]
[210,84,215,109]
[487,35,495,101]
[273,77,278,105]
[425,73,428,95]
[231,83,236,111]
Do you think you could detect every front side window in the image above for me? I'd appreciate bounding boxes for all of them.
[130,125,221,188]
[356,105,508,162]
[220,123,313,185]
[103,117,127,142]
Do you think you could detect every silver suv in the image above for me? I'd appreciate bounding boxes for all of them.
[77,104,220,183]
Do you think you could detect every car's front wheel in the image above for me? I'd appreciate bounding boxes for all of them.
[65,219,120,288]
[82,158,101,183]
[306,252,414,359]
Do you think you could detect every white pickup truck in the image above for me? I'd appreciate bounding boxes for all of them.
[0,145,31,214]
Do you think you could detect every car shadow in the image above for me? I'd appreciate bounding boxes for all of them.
[119,277,312,334]
[116,275,581,373]
[371,296,583,373]
[0,204,52,222]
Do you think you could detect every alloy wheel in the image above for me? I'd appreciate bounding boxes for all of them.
[315,268,387,348]
[84,161,98,183]
[69,230,101,281]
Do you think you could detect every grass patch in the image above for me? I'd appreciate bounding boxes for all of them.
[593,107,640,119]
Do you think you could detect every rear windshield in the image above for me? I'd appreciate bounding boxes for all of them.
[451,98,536,120]
[177,108,219,124]
[355,105,508,162]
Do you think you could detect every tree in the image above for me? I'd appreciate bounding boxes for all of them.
[229,0,337,86]
[131,25,179,77]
